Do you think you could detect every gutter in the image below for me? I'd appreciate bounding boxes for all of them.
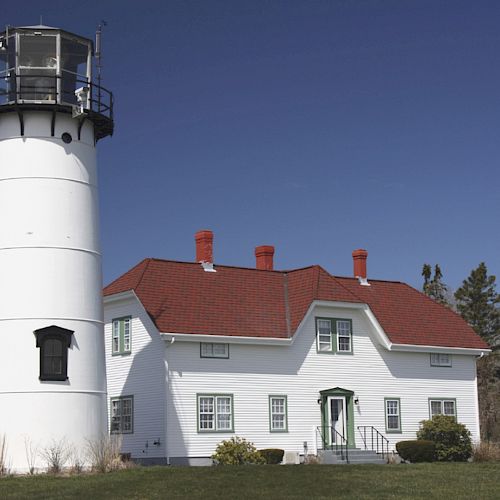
[160,332,293,346]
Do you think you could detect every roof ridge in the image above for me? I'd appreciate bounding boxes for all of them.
[335,275,404,284]
[148,257,290,273]
[313,265,321,299]
[314,266,362,303]
[283,273,291,337]
[135,258,152,294]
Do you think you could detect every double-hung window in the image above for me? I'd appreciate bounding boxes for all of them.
[110,396,134,434]
[316,319,333,352]
[269,395,288,432]
[337,320,352,353]
[429,399,456,419]
[316,318,353,354]
[430,353,452,367]
[112,316,131,355]
[198,394,233,432]
[385,398,401,433]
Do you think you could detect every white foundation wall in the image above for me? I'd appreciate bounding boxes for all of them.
[104,297,167,462]
[165,305,480,460]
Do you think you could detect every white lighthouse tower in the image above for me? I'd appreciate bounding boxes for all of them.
[0,25,113,471]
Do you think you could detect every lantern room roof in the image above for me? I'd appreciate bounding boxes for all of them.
[19,25,60,30]
[2,25,93,45]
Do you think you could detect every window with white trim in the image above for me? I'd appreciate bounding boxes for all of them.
[429,399,456,418]
[198,394,233,432]
[430,353,452,367]
[110,396,133,434]
[112,317,131,355]
[316,319,333,352]
[337,320,352,352]
[200,343,229,359]
[269,396,288,432]
[385,398,401,432]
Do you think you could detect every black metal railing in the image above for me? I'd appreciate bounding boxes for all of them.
[357,426,390,458]
[316,425,349,463]
[0,72,113,121]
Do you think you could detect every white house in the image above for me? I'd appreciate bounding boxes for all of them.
[103,230,490,465]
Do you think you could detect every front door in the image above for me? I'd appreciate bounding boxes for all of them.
[328,396,346,444]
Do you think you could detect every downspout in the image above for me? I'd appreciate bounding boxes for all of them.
[164,336,175,465]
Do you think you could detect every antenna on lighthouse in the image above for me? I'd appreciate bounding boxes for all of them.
[96,21,107,113]
[96,21,107,86]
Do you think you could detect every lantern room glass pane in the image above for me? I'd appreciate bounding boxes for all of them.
[17,34,57,102]
[18,34,57,68]
[60,37,90,106]
[61,37,89,78]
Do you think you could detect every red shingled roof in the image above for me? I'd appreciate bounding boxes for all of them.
[104,259,489,349]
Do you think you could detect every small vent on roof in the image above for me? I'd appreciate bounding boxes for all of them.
[201,262,216,273]
[358,277,370,286]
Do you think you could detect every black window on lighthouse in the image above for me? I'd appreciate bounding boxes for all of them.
[34,326,73,381]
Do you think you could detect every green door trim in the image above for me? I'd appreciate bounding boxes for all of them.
[319,387,356,448]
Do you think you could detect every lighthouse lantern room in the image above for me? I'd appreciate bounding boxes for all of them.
[0,25,113,472]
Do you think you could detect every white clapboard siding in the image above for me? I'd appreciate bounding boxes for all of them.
[166,305,479,459]
[105,299,480,461]
[105,297,166,459]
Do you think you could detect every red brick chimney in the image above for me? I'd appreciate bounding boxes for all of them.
[195,230,213,263]
[255,245,275,271]
[352,249,368,279]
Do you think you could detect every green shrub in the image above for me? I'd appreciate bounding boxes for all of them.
[259,448,284,464]
[416,415,472,462]
[212,437,265,465]
[396,440,436,463]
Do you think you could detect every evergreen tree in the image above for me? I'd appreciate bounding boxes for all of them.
[422,263,450,306]
[422,264,432,291]
[455,263,500,441]
[454,262,500,346]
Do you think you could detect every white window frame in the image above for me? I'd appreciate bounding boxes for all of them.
[110,396,133,434]
[430,353,452,367]
[429,399,456,418]
[385,398,401,432]
[336,320,352,353]
[200,343,229,359]
[316,319,333,352]
[269,395,288,432]
[111,316,132,355]
[197,394,233,432]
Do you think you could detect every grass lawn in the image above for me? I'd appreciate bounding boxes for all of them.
[1,463,500,499]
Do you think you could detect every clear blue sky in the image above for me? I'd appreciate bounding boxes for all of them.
[3,0,499,291]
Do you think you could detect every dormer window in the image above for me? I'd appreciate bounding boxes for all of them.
[34,325,73,381]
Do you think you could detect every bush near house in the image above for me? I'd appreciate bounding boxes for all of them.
[472,441,500,462]
[396,440,436,463]
[259,449,284,464]
[417,415,472,462]
[211,437,265,465]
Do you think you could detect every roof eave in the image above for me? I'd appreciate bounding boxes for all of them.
[103,290,137,304]
[160,332,293,346]
[388,343,491,356]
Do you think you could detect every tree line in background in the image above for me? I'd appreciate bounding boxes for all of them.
[421,262,500,442]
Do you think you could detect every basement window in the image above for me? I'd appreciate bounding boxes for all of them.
[200,343,229,359]
[34,325,73,381]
